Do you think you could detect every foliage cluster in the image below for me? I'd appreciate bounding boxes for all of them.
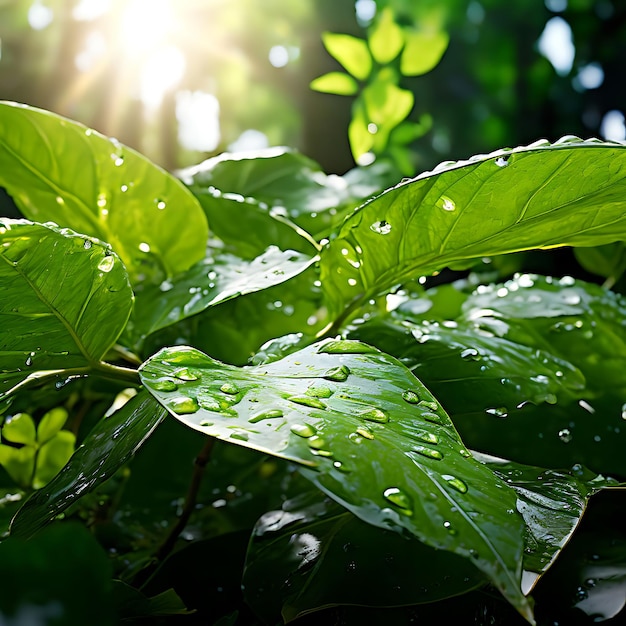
[1,97,626,626]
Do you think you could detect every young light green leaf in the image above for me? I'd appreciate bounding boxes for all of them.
[321,32,372,80]
[128,246,318,345]
[400,30,449,76]
[320,138,626,321]
[244,491,486,623]
[310,72,359,96]
[139,339,532,622]
[368,7,404,65]
[0,101,208,285]
[36,407,69,445]
[0,220,134,402]
[10,390,166,538]
[1,412,37,446]
[34,430,75,489]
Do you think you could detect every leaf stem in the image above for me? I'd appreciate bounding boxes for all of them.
[153,436,215,563]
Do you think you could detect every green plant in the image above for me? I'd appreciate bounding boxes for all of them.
[311,6,448,174]
[1,100,626,625]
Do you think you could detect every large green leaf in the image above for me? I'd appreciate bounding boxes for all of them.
[0,219,133,403]
[139,339,532,621]
[10,390,166,538]
[244,491,486,623]
[126,246,318,347]
[320,138,626,320]
[0,101,208,284]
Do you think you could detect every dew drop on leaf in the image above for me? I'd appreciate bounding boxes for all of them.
[460,348,481,361]
[169,396,199,415]
[307,435,326,449]
[150,378,179,392]
[322,365,350,382]
[220,382,239,394]
[248,409,284,423]
[360,408,389,423]
[414,430,439,445]
[402,390,420,404]
[438,196,456,211]
[174,367,198,381]
[383,487,413,515]
[418,400,439,412]
[97,255,115,273]
[230,431,249,442]
[412,445,443,460]
[370,220,392,235]
[290,423,316,438]
[306,385,333,398]
[443,474,468,493]
[196,392,221,411]
[355,426,375,440]
[495,156,509,167]
[318,340,379,355]
[485,407,508,418]
[288,395,327,409]
[558,428,573,443]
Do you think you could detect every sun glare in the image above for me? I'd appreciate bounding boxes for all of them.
[120,0,174,56]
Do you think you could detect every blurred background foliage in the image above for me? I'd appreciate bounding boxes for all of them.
[0,0,624,176]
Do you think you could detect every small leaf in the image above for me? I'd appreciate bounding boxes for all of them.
[1,412,37,446]
[140,339,532,620]
[10,390,166,538]
[34,430,76,489]
[37,406,69,445]
[362,79,414,130]
[310,72,359,96]
[368,7,405,65]
[348,99,375,161]
[400,30,449,76]
[321,32,372,80]
[0,445,35,488]
[0,101,208,285]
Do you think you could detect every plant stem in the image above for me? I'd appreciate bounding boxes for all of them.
[153,436,215,563]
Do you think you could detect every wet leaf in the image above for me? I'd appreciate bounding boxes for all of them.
[320,138,626,319]
[0,101,208,285]
[140,339,532,621]
[244,491,486,623]
[0,220,133,402]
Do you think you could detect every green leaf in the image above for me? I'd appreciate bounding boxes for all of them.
[0,220,133,401]
[362,79,414,130]
[0,101,208,285]
[244,491,486,623]
[1,412,36,445]
[478,454,617,593]
[348,99,375,161]
[368,7,405,65]
[0,445,35,488]
[37,406,68,444]
[0,522,114,625]
[34,430,76,489]
[400,30,449,76]
[310,72,359,96]
[128,246,318,345]
[139,339,532,621]
[10,390,166,538]
[574,242,626,283]
[321,32,372,80]
[112,581,191,619]
[320,138,626,320]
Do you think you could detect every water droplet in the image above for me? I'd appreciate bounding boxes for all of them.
[418,400,439,412]
[485,407,508,418]
[138,242,151,253]
[83,239,92,250]
[323,365,350,382]
[360,408,389,423]
[495,156,509,167]
[579,400,595,414]
[169,396,199,415]
[438,196,456,211]
[318,340,379,355]
[307,435,326,449]
[558,428,573,443]
[370,220,392,235]
[413,446,443,460]
[402,390,420,404]
[383,487,413,514]
[621,403,626,420]
[97,255,115,272]
[306,385,333,398]
[230,431,249,442]
[150,377,179,392]
[249,409,283,423]
[200,420,213,427]
[25,353,34,367]
[174,367,198,381]
[156,199,167,210]
[290,423,316,438]
[220,383,239,395]
[443,474,468,493]
[355,426,374,440]
[288,395,326,409]
[414,430,439,445]
[460,348,481,361]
